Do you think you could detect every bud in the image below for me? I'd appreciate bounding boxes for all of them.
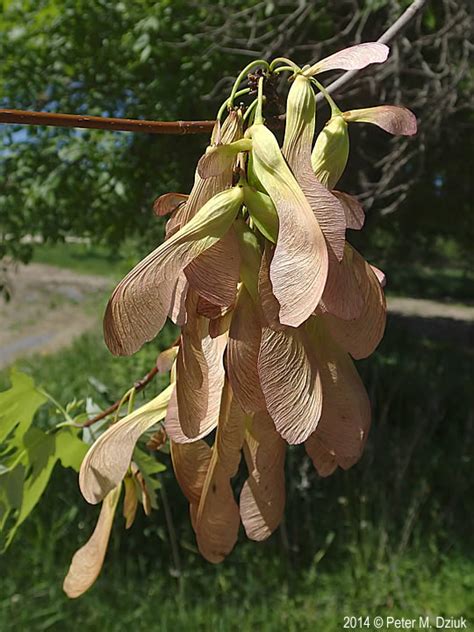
[233,217,262,301]
[242,185,278,244]
[311,114,349,190]
[282,74,315,162]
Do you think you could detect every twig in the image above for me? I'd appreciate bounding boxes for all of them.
[317,0,428,102]
[0,0,428,135]
[0,109,215,135]
[81,366,159,427]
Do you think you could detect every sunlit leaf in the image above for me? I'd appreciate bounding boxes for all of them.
[0,369,47,447]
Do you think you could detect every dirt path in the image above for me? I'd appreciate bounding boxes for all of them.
[387,296,474,322]
[1,264,473,370]
[0,263,112,369]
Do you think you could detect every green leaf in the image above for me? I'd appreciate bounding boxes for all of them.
[133,447,166,510]
[0,369,47,447]
[1,427,87,550]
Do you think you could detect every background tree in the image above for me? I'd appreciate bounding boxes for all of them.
[1,0,472,268]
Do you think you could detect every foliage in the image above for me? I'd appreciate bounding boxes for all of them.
[0,370,86,549]
[1,0,472,266]
[0,364,171,554]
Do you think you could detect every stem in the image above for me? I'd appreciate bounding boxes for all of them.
[127,387,136,415]
[228,59,270,107]
[273,65,298,75]
[243,98,259,123]
[311,77,341,116]
[79,365,159,428]
[270,57,300,72]
[39,388,75,425]
[0,109,215,135]
[0,2,427,131]
[113,387,135,423]
[160,481,183,590]
[217,87,250,122]
[254,77,265,125]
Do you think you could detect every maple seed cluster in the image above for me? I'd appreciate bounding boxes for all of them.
[64,43,417,596]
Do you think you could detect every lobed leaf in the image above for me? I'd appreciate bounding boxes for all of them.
[0,369,47,447]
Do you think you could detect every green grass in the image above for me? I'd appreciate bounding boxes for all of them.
[1,541,472,631]
[1,238,473,629]
[1,318,473,630]
[383,262,474,304]
[32,240,474,306]
[32,241,141,279]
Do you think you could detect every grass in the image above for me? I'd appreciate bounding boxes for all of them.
[1,240,473,629]
[32,240,474,306]
[1,313,473,630]
[1,541,472,631]
[31,241,140,279]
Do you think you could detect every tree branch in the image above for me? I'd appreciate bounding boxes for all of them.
[317,0,428,102]
[0,0,427,133]
[0,109,215,135]
[80,366,159,427]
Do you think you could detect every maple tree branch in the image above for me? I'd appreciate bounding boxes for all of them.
[80,366,159,427]
[0,0,428,135]
[0,109,215,135]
